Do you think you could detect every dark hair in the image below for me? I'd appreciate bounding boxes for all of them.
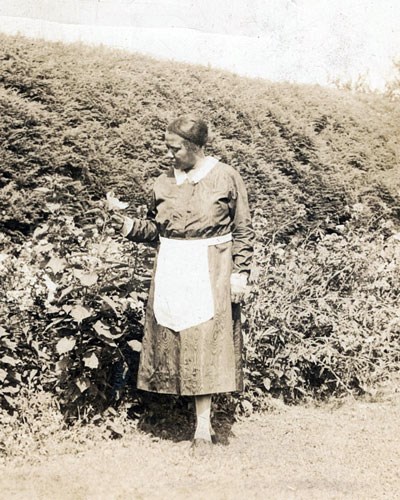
[166,115,208,147]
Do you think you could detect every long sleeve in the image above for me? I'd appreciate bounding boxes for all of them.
[230,170,254,276]
[122,164,254,262]
[123,191,159,243]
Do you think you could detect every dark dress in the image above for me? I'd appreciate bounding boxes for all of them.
[126,161,254,395]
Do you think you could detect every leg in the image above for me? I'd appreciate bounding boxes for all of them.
[194,394,212,442]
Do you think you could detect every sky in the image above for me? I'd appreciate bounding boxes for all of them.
[0,0,399,90]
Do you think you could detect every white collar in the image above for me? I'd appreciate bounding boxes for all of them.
[174,156,219,186]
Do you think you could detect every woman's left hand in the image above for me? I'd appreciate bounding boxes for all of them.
[230,273,249,303]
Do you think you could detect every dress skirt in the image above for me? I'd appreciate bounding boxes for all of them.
[137,240,244,395]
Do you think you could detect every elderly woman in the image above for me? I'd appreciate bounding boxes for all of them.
[121,115,254,448]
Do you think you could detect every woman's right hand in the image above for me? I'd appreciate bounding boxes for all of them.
[104,192,130,234]
[87,192,130,235]
[107,213,126,233]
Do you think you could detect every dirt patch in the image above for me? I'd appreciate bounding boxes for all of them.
[1,396,399,499]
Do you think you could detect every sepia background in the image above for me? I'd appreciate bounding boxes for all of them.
[0,1,399,498]
[0,0,400,89]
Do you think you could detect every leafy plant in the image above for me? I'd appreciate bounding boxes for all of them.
[1,175,152,420]
[0,34,399,422]
[243,210,400,404]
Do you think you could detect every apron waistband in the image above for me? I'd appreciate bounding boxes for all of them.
[159,233,232,248]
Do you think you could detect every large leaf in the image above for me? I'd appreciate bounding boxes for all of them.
[93,320,113,339]
[1,339,16,350]
[92,321,120,345]
[0,326,8,338]
[56,337,76,355]
[45,315,70,333]
[69,304,92,323]
[83,352,99,369]
[241,399,253,415]
[2,386,20,394]
[76,377,91,393]
[263,377,271,391]
[46,202,61,213]
[43,274,57,292]
[100,295,119,315]
[32,224,49,239]
[46,256,66,274]
[73,269,98,287]
[0,355,19,366]
[59,285,74,301]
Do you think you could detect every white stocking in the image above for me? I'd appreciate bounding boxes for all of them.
[194,395,212,441]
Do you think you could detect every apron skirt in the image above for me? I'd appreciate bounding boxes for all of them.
[137,240,244,395]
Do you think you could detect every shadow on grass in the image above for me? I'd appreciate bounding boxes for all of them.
[133,392,237,445]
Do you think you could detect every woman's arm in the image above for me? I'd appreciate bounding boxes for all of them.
[122,192,159,243]
[230,169,254,277]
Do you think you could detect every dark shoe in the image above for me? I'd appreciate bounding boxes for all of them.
[210,430,218,445]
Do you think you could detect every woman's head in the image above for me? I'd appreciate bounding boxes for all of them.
[165,115,208,170]
[167,115,208,147]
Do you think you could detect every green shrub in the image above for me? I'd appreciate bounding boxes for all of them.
[244,211,400,403]
[1,34,399,241]
[0,34,399,419]
[1,175,150,420]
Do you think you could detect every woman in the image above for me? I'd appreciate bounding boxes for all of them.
[120,115,254,448]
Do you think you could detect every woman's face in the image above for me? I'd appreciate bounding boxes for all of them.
[165,131,200,171]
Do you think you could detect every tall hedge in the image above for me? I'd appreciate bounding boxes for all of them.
[1,34,399,239]
[0,34,399,417]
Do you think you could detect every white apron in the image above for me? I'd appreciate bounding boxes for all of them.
[154,233,232,331]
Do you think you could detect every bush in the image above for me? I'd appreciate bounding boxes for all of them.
[0,34,399,420]
[244,210,400,403]
[1,175,150,420]
[1,34,399,242]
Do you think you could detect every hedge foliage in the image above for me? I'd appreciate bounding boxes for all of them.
[0,34,399,419]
